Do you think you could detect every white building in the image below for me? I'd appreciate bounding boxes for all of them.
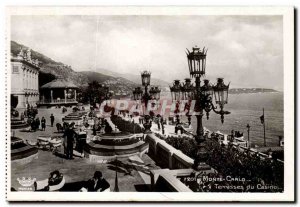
[11,48,40,109]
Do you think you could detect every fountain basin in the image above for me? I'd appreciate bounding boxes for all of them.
[84,132,148,162]
[11,137,38,164]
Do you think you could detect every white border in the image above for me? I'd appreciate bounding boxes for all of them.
[5,6,294,202]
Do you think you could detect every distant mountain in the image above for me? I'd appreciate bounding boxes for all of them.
[11,41,137,95]
[229,88,278,94]
[11,41,89,87]
[80,71,138,95]
[94,68,170,87]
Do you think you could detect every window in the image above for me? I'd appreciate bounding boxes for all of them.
[12,66,19,73]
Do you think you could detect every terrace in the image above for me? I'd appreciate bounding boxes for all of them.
[11,106,283,192]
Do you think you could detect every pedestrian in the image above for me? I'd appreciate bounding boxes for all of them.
[35,117,40,130]
[77,128,87,156]
[41,117,46,131]
[63,123,75,159]
[50,114,55,127]
[156,116,161,130]
[29,117,36,131]
[160,116,165,134]
[83,171,110,192]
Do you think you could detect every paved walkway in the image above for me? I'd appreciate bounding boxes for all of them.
[129,156,151,185]
[10,108,160,192]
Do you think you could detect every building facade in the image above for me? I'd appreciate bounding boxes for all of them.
[11,48,40,109]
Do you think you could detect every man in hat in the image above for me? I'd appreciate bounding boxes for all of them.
[85,171,110,192]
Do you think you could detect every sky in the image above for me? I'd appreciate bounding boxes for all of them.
[11,15,283,90]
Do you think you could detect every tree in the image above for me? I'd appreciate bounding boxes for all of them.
[82,81,109,107]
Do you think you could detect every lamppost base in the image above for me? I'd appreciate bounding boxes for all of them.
[193,162,211,171]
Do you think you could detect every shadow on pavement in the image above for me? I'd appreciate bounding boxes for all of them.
[134,184,151,192]
[59,180,87,191]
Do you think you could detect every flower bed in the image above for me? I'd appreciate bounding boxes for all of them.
[111,115,144,134]
[165,136,284,192]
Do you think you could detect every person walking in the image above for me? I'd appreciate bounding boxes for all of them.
[41,117,46,131]
[35,117,40,130]
[50,114,55,127]
[63,123,75,159]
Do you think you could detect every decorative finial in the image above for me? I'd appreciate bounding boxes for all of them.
[26,48,32,62]
[17,48,25,59]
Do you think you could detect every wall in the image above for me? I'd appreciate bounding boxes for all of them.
[145,133,194,170]
[112,116,195,169]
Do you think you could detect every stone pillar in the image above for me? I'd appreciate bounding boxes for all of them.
[18,95,25,109]
[32,72,35,90]
[36,72,38,90]
[74,90,77,101]
[64,89,67,103]
[25,70,27,89]
[27,70,29,89]
[30,71,32,89]
[29,71,31,89]
[28,70,31,89]
[35,72,37,90]
[50,90,53,102]
[27,71,30,89]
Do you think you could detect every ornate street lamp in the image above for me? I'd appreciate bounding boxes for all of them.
[181,78,195,125]
[186,46,207,77]
[171,46,230,171]
[170,80,182,124]
[141,71,151,86]
[170,80,182,101]
[213,78,229,108]
[182,78,195,100]
[132,71,161,133]
[149,86,161,101]
[133,87,143,101]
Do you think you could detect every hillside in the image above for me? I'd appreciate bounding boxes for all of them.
[80,71,138,95]
[229,88,278,94]
[11,41,89,87]
[11,41,137,95]
[94,68,170,88]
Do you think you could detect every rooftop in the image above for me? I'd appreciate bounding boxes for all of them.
[41,77,78,89]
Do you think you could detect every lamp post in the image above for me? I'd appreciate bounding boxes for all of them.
[170,80,182,124]
[170,46,230,171]
[133,71,161,133]
[246,124,250,148]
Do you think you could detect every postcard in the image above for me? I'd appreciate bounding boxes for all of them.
[6,6,294,202]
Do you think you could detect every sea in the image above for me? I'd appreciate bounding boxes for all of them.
[188,92,284,147]
[116,91,284,147]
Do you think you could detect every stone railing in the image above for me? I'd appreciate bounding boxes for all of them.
[145,133,194,170]
[38,99,77,104]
